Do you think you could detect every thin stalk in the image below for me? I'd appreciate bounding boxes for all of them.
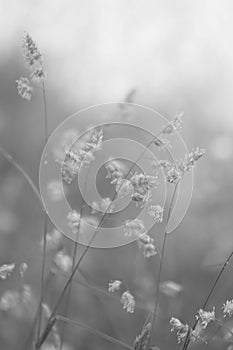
[35,214,118,349]
[24,271,53,350]
[26,256,100,349]
[182,250,233,350]
[56,316,134,349]
[59,171,89,349]
[0,146,42,207]
[36,124,175,349]
[35,131,163,349]
[146,182,179,349]
[59,269,148,312]
[76,268,124,341]
[1,84,48,350]
[27,264,150,350]
[37,81,49,340]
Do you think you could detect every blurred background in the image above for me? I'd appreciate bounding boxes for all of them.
[1,1,233,349]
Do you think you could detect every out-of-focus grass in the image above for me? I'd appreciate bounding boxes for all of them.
[1,2,233,348]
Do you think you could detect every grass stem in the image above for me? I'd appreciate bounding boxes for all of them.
[182,250,233,350]
[36,81,49,341]
[146,182,179,349]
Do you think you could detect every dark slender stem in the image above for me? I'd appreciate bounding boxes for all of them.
[36,81,49,340]
[59,171,89,349]
[35,223,109,349]
[35,123,176,349]
[35,131,163,349]
[36,317,56,350]
[146,182,179,349]
[182,250,233,350]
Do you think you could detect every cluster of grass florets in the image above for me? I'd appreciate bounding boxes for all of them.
[4,32,229,350]
[16,32,46,101]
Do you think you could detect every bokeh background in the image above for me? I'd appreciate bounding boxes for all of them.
[1,1,233,349]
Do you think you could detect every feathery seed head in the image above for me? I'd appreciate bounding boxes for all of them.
[105,159,125,184]
[22,32,42,67]
[0,263,15,280]
[162,112,183,135]
[223,300,233,317]
[170,317,189,343]
[53,251,72,274]
[115,178,134,199]
[148,205,163,223]
[195,307,215,329]
[120,290,135,313]
[108,280,122,292]
[67,210,81,234]
[130,172,158,207]
[142,242,158,258]
[124,219,146,237]
[16,77,33,101]
[61,129,103,183]
[179,147,206,173]
[134,323,151,350]
[166,166,182,184]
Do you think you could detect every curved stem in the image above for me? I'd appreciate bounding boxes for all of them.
[61,268,148,312]
[56,315,134,349]
[35,122,175,349]
[23,272,53,350]
[0,146,42,207]
[35,131,164,349]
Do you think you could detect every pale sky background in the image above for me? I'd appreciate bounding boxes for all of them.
[1,0,233,130]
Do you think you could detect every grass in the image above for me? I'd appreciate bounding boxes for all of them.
[1,32,232,350]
